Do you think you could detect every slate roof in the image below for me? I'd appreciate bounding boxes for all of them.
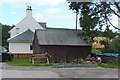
[36,28,91,46]
[38,22,46,29]
[7,29,34,43]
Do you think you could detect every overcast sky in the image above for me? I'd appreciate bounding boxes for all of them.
[0,0,118,30]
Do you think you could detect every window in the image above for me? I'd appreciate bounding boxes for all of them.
[30,44,33,50]
[16,28,20,34]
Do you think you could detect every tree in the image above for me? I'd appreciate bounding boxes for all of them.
[111,35,120,52]
[68,1,120,43]
[0,23,12,49]
[100,34,120,52]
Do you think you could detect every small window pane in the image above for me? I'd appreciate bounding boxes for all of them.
[30,44,33,50]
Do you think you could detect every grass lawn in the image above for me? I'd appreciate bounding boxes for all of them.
[7,59,63,66]
[97,63,120,68]
[7,59,120,68]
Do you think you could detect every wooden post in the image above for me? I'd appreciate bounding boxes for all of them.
[46,57,49,64]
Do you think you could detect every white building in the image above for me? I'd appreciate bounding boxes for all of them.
[7,6,45,58]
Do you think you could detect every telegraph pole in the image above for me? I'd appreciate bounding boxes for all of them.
[75,12,78,31]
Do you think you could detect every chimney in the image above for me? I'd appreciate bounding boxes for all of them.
[26,6,32,17]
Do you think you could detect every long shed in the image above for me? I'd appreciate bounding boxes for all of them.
[33,28,92,63]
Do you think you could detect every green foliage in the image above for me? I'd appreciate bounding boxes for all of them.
[100,39,111,52]
[92,48,101,54]
[100,34,120,53]
[98,62,120,68]
[68,1,120,43]
[68,1,120,53]
[0,23,12,49]
[111,35,120,52]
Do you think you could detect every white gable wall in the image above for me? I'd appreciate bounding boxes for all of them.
[9,7,43,37]
[9,16,43,37]
[8,7,43,55]
[9,43,33,54]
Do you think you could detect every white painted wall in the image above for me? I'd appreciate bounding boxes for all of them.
[9,43,33,54]
[8,7,43,54]
[9,16,43,37]
[10,29,20,37]
[9,8,43,37]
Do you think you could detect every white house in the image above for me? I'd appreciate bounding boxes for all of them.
[7,6,45,58]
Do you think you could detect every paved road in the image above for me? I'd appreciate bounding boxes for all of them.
[52,68,119,78]
[1,63,61,78]
[2,69,61,78]
[0,62,2,79]
[0,62,119,78]
[0,69,1,80]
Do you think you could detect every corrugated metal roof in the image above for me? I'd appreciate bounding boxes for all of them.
[36,28,91,46]
[7,29,34,43]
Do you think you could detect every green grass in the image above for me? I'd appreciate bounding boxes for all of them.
[97,62,120,68]
[8,59,120,68]
[7,59,63,66]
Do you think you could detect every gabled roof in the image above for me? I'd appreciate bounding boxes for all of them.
[35,28,91,46]
[9,16,44,33]
[7,29,34,43]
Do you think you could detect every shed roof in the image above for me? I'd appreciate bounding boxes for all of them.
[38,22,46,29]
[36,28,91,46]
[7,29,34,43]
